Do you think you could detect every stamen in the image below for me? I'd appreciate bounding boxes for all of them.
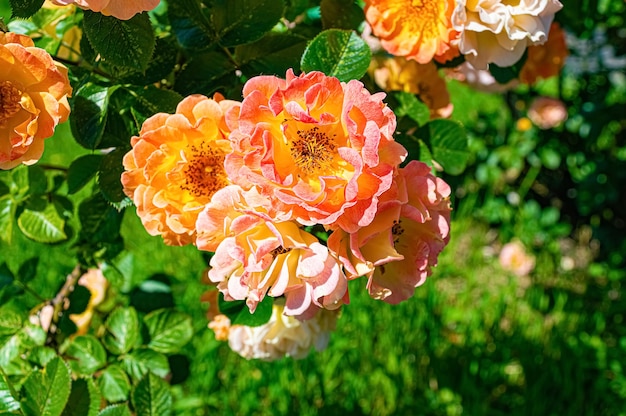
[180,143,228,198]
[0,81,22,124]
[289,126,336,175]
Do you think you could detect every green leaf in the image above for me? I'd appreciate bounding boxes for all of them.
[78,193,123,244]
[218,293,273,327]
[97,148,129,205]
[98,404,132,416]
[301,29,371,82]
[0,311,23,337]
[394,91,431,127]
[61,378,100,416]
[174,51,237,96]
[65,285,91,315]
[83,11,155,72]
[70,83,119,150]
[144,309,193,354]
[27,346,57,368]
[67,155,103,195]
[20,356,71,416]
[211,0,285,47]
[131,372,172,416]
[64,335,107,376]
[102,307,140,355]
[17,203,67,243]
[28,166,48,195]
[0,196,15,244]
[97,364,131,403]
[417,119,469,176]
[17,257,39,284]
[121,349,169,382]
[236,33,308,77]
[489,50,528,84]
[167,0,213,52]
[120,36,180,86]
[125,85,183,119]
[0,369,20,413]
[320,0,364,30]
[0,263,14,289]
[9,0,44,18]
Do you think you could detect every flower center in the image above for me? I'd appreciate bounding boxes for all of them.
[392,219,405,245]
[289,127,336,175]
[180,144,228,198]
[410,0,443,39]
[270,245,292,258]
[0,81,22,124]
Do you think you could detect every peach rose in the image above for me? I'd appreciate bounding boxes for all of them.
[49,0,159,20]
[0,32,71,170]
[121,94,240,246]
[364,0,459,64]
[452,0,563,69]
[222,299,339,361]
[208,217,348,319]
[369,56,453,118]
[499,241,535,277]
[527,96,568,129]
[225,70,407,233]
[329,161,452,304]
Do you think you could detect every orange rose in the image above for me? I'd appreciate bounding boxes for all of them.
[49,0,159,20]
[225,70,407,233]
[0,32,71,170]
[520,22,568,85]
[121,94,241,246]
[364,0,458,64]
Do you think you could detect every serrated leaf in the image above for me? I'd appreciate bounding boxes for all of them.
[0,369,20,413]
[97,148,128,205]
[144,309,193,354]
[70,83,119,150]
[20,356,71,416]
[120,36,179,85]
[418,119,469,176]
[211,0,285,47]
[83,11,155,72]
[98,404,132,416]
[236,33,308,76]
[122,349,170,382]
[320,0,364,30]
[61,378,100,416]
[97,364,131,403]
[27,346,57,368]
[67,155,103,195]
[131,372,172,416]
[9,0,44,18]
[0,196,15,244]
[102,307,139,355]
[218,293,273,327]
[301,29,371,82]
[17,203,67,244]
[394,91,430,127]
[0,310,22,337]
[64,335,106,376]
[167,0,213,51]
[125,85,183,118]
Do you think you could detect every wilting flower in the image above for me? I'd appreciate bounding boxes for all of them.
[49,0,159,20]
[225,69,407,233]
[527,96,568,129]
[209,299,339,361]
[452,0,563,69]
[70,267,109,334]
[499,240,535,277]
[364,0,458,64]
[121,94,240,246]
[369,56,453,118]
[0,32,72,170]
[520,22,568,85]
[329,161,452,304]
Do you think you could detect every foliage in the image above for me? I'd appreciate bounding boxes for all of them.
[0,0,625,414]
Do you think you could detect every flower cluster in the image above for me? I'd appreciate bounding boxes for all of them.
[365,0,563,70]
[123,70,452,356]
[0,32,72,170]
[49,0,159,20]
